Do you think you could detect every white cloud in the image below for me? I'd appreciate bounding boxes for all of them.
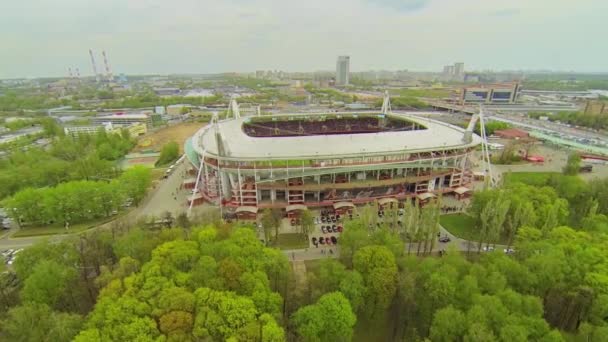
[0,0,606,78]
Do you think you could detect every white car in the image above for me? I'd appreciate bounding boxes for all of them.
[482,246,495,252]
[503,248,515,254]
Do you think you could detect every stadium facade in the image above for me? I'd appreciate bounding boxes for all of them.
[184,106,482,214]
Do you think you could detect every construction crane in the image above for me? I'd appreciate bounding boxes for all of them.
[102,50,114,82]
[89,49,100,83]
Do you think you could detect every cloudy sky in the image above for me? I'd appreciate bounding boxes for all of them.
[1,0,606,78]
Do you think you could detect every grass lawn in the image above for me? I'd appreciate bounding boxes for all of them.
[275,233,309,250]
[503,171,562,186]
[390,88,452,99]
[440,213,479,241]
[12,215,119,238]
[440,213,509,244]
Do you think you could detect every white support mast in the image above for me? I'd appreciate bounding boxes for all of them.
[226,95,240,119]
[381,90,392,115]
[463,105,495,188]
[188,149,205,217]
[478,106,495,188]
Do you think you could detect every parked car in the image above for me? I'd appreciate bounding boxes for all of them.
[318,237,325,244]
[337,225,343,233]
[311,237,317,245]
[330,236,338,244]
[482,246,495,252]
[325,237,332,245]
[439,236,451,243]
[503,248,515,254]
[321,226,327,234]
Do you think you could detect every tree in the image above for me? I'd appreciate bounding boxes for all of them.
[156,141,180,166]
[21,260,77,309]
[292,292,356,342]
[339,220,371,266]
[430,305,467,342]
[563,152,581,175]
[261,208,283,243]
[353,246,398,317]
[161,211,174,228]
[1,303,83,342]
[339,271,366,313]
[176,212,191,229]
[300,209,315,238]
[117,166,151,205]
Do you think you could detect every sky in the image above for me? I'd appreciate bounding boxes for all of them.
[1,0,607,78]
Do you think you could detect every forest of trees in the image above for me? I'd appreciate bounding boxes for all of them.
[1,173,608,341]
[0,128,134,200]
[3,166,151,227]
[529,111,608,131]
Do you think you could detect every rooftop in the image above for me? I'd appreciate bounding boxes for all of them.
[95,113,149,119]
[192,112,482,160]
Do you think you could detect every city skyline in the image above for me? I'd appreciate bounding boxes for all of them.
[2,0,607,79]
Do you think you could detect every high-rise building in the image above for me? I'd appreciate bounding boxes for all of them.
[454,62,465,76]
[336,56,350,86]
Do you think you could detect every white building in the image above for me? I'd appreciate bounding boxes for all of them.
[91,113,152,127]
[336,56,350,86]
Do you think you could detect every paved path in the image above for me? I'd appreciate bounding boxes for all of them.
[281,221,508,262]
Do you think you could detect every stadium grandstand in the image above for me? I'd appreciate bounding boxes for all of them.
[184,95,483,216]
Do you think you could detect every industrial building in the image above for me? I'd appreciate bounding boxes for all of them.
[184,98,482,214]
[460,83,521,104]
[64,122,147,138]
[92,113,152,127]
[336,56,350,86]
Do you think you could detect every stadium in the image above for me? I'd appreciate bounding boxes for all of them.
[184,100,483,217]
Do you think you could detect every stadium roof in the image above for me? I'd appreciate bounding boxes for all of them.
[192,112,482,160]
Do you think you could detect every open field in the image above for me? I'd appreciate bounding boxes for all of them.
[275,233,308,250]
[133,122,203,154]
[390,88,452,98]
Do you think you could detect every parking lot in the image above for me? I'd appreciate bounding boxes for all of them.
[1,248,23,267]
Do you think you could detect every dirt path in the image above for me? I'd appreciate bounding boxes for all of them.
[291,260,308,292]
[134,122,203,153]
